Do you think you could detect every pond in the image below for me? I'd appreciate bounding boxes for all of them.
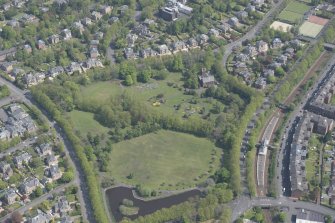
[105,186,201,222]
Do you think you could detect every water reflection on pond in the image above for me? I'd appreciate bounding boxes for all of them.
[105,186,201,222]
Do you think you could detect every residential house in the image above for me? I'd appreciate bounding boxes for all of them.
[66,62,82,75]
[118,5,129,15]
[2,3,11,11]
[199,68,215,88]
[95,31,104,39]
[0,62,13,73]
[45,154,58,166]
[90,48,99,59]
[198,34,209,45]
[133,24,152,38]
[45,165,62,181]
[126,34,138,47]
[277,55,288,65]
[81,59,104,71]
[49,34,60,44]
[91,11,103,21]
[82,17,93,26]
[48,66,64,78]
[53,197,72,216]
[24,44,32,53]
[13,152,32,168]
[246,4,256,12]
[124,48,137,60]
[140,48,158,58]
[272,38,283,49]
[100,5,113,15]
[90,40,99,49]
[235,53,249,62]
[4,189,18,205]
[37,40,46,50]
[219,23,231,35]
[24,72,46,87]
[228,17,239,27]
[172,41,187,52]
[187,38,199,48]
[109,17,119,24]
[19,177,40,195]
[7,20,20,28]
[158,45,171,56]
[11,67,24,79]
[256,40,269,53]
[236,11,248,20]
[20,14,38,24]
[244,45,258,58]
[73,21,85,34]
[61,29,72,40]
[251,0,265,6]
[209,28,220,37]
[27,209,53,223]
[296,209,324,223]
[254,77,267,89]
[35,143,52,156]
[0,161,13,181]
[263,69,275,77]
[285,48,295,58]
[159,7,179,21]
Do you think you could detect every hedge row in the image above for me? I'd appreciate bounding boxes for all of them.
[31,88,109,223]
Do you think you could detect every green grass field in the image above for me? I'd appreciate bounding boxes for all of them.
[278,11,303,24]
[80,74,222,119]
[278,0,310,24]
[68,110,109,136]
[299,21,323,38]
[108,130,221,190]
[286,0,310,14]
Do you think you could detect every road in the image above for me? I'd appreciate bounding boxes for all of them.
[231,196,335,222]
[0,77,94,222]
[221,0,285,67]
[0,137,36,159]
[0,182,73,222]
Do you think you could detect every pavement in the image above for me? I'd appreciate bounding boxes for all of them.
[0,77,94,222]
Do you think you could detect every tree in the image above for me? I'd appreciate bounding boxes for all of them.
[214,167,230,183]
[11,211,23,223]
[61,171,74,183]
[45,182,54,192]
[138,69,152,83]
[275,67,285,77]
[277,212,286,223]
[172,55,184,72]
[324,132,332,143]
[124,75,134,86]
[325,215,332,223]
[33,187,43,198]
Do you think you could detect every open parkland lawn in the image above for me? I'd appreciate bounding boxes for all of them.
[108,130,221,190]
[68,110,109,136]
[79,74,222,119]
[278,0,310,24]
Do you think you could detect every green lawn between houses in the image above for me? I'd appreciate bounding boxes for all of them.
[108,130,221,190]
